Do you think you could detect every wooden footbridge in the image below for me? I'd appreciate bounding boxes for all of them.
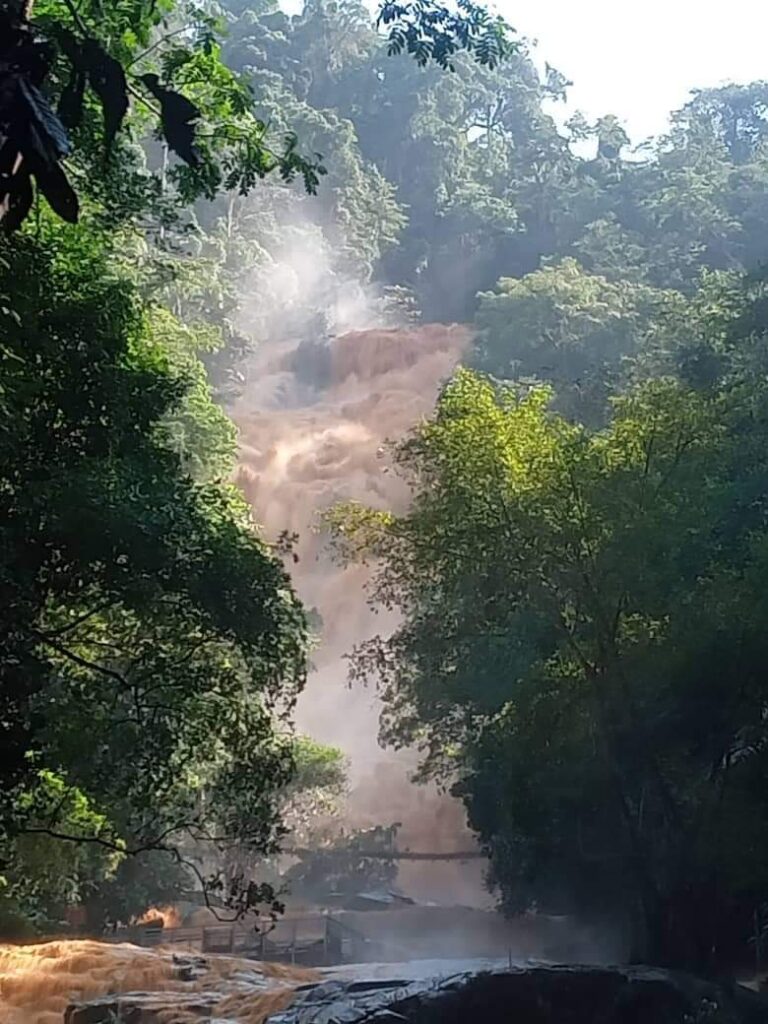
[114,912,388,967]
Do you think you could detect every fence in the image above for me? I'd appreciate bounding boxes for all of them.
[113,913,334,965]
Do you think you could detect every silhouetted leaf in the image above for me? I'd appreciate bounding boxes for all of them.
[3,170,33,233]
[15,39,55,87]
[31,160,78,222]
[140,74,202,168]
[18,77,71,160]
[58,67,86,130]
[82,38,129,151]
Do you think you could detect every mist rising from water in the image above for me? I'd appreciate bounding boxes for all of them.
[231,235,489,905]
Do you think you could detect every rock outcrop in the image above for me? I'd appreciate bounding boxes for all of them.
[65,989,220,1023]
[270,964,768,1024]
[65,960,768,1024]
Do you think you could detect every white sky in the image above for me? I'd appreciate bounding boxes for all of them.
[491,0,768,143]
[281,0,768,144]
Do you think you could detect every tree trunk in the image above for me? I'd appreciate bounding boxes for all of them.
[635,885,723,975]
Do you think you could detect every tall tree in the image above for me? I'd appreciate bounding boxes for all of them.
[0,221,307,899]
[330,365,768,971]
[472,257,688,423]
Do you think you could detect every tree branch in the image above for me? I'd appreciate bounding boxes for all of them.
[60,0,88,35]
[44,600,114,639]
[127,26,189,69]
[33,629,133,688]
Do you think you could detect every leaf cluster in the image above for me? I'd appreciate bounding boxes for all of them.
[378,0,514,71]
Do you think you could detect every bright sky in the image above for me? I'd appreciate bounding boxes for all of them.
[495,0,768,143]
[280,0,768,143]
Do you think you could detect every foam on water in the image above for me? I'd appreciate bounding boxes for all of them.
[0,940,313,1023]
[233,324,490,904]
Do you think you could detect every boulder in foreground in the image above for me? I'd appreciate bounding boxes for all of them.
[66,960,768,1024]
[270,964,768,1024]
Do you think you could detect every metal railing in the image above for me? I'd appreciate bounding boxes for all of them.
[109,914,334,965]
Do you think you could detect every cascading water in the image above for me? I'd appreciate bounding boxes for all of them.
[0,940,313,1024]
[233,322,490,905]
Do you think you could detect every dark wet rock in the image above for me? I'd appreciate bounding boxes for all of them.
[269,964,768,1024]
[171,951,208,982]
[64,989,219,1023]
[64,960,768,1024]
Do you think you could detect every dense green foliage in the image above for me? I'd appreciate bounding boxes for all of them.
[472,259,687,423]
[137,6,768,399]
[288,12,768,969]
[0,0,502,931]
[6,0,768,974]
[0,217,307,927]
[330,351,768,969]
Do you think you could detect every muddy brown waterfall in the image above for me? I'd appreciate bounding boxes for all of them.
[232,322,490,906]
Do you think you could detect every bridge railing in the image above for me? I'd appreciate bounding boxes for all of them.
[109,913,333,964]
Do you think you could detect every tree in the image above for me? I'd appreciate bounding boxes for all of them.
[81,849,190,932]
[0,770,123,933]
[0,217,309,920]
[472,258,688,423]
[0,0,512,232]
[330,28,570,320]
[215,735,347,904]
[12,0,768,960]
[329,367,768,971]
[280,736,348,844]
[0,0,327,232]
[282,824,400,902]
